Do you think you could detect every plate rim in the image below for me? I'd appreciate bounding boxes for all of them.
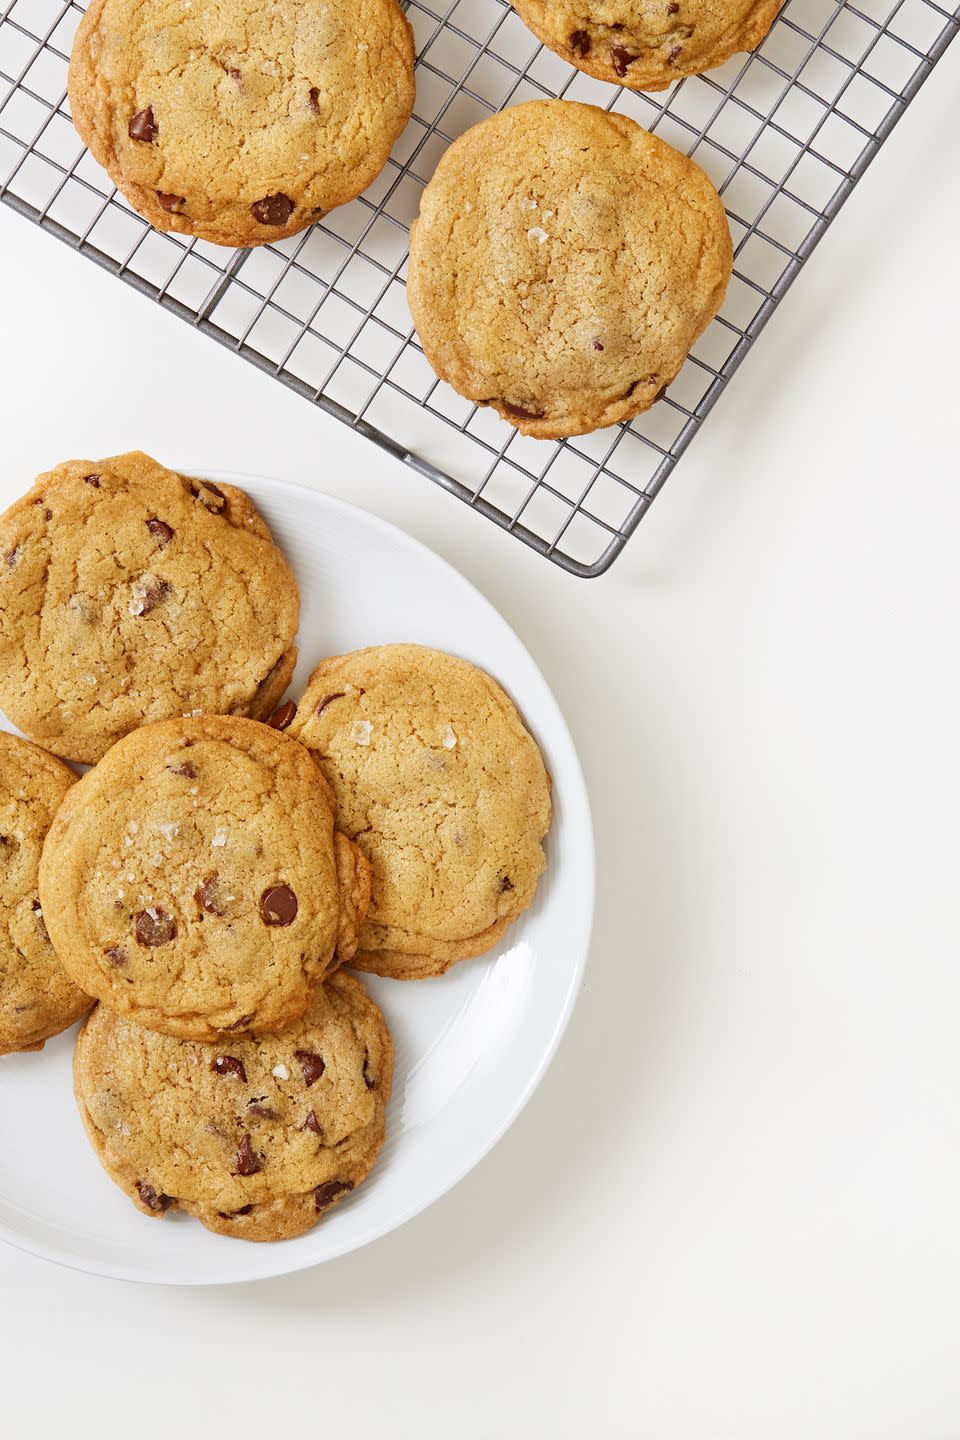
[0,470,594,1286]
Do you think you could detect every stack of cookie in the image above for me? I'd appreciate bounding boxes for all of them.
[0,452,552,1242]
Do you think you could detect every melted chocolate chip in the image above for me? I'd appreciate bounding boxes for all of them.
[31,899,49,943]
[211,1054,247,1081]
[196,873,226,916]
[499,875,514,893]
[302,1109,323,1136]
[218,1204,252,1217]
[504,402,545,421]
[5,547,20,568]
[668,1,680,10]
[570,28,591,55]
[611,45,638,77]
[134,577,170,616]
[247,1100,278,1120]
[171,760,196,778]
[84,473,101,487]
[592,338,604,351]
[315,692,346,717]
[653,383,668,403]
[314,1180,353,1212]
[295,1050,325,1087]
[260,884,298,926]
[309,86,321,113]
[228,67,242,82]
[189,479,225,512]
[362,1051,376,1091]
[136,1181,171,1212]
[135,908,176,947]
[251,193,294,226]
[268,699,297,731]
[234,1134,262,1176]
[668,44,682,61]
[146,518,173,546]
[155,192,185,212]
[104,945,127,966]
[128,107,157,142]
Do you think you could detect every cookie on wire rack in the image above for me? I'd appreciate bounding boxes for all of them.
[510,0,782,91]
[68,0,415,246]
[407,100,732,440]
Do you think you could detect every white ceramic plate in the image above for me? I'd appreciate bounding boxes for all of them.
[0,474,593,1285]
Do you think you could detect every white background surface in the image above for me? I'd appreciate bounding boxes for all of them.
[1,40,959,1436]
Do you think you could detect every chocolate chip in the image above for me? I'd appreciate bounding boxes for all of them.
[228,67,242,82]
[315,692,346,717]
[135,908,176,946]
[146,518,173,546]
[5,547,20,568]
[155,192,185,212]
[668,1,680,9]
[128,107,157,142]
[225,1014,252,1031]
[218,1204,252,1217]
[134,577,170,616]
[189,479,225,512]
[171,760,196,778]
[570,28,591,56]
[211,1054,247,1081]
[31,899,49,943]
[251,193,294,226]
[268,699,297,731]
[196,873,226,916]
[234,1134,262,1176]
[136,1181,171,1212]
[295,1050,325,1087]
[611,45,638,76]
[499,875,514,893]
[314,1180,353,1212]
[84,473,101,487]
[592,338,604,351]
[104,945,127,966]
[669,44,682,60]
[504,402,545,421]
[362,1051,376,1091]
[247,1100,278,1120]
[260,884,298,927]
[309,86,321,113]
[302,1109,323,1135]
[653,383,668,403]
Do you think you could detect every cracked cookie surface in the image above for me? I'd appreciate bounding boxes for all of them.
[287,644,552,980]
[407,100,732,439]
[68,0,415,247]
[0,451,299,763]
[511,0,781,91]
[74,971,392,1241]
[39,715,371,1040]
[0,732,91,1056]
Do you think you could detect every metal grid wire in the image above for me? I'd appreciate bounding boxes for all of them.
[0,0,957,575]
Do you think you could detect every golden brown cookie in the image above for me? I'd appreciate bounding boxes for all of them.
[39,716,371,1040]
[0,452,299,764]
[0,733,91,1055]
[286,644,552,980]
[73,972,392,1242]
[511,0,781,91]
[407,100,732,439]
[68,0,415,247]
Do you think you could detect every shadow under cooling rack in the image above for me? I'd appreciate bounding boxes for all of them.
[1,0,957,575]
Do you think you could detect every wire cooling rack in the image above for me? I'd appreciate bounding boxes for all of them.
[1,1,957,575]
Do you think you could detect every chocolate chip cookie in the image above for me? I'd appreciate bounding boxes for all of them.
[0,733,91,1056]
[68,0,415,247]
[0,452,299,764]
[511,0,781,91]
[407,100,732,438]
[286,644,552,980]
[39,716,372,1040]
[74,971,392,1241]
